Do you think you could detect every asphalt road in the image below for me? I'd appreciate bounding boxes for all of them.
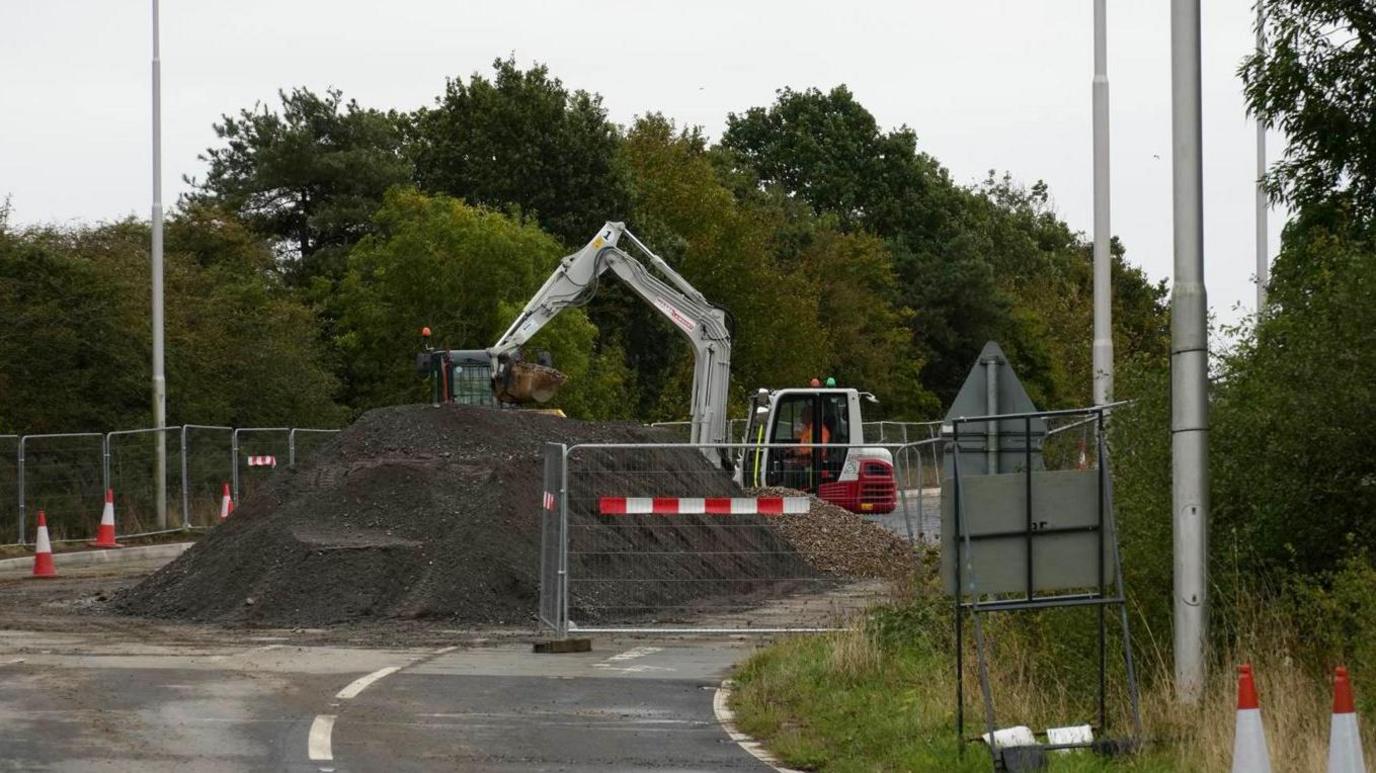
[0,626,769,772]
[864,487,941,544]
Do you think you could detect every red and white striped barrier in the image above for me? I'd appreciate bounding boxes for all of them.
[599,496,809,516]
[247,455,277,468]
[543,491,556,510]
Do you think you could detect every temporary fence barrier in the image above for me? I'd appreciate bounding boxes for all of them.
[890,437,944,544]
[288,428,340,467]
[648,419,753,445]
[105,426,185,535]
[181,425,233,528]
[4,424,341,544]
[231,427,290,504]
[862,420,944,445]
[0,435,18,545]
[18,432,105,544]
[540,440,934,635]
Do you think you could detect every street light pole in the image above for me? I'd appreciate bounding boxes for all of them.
[1092,0,1113,405]
[1255,2,1269,312]
[1170,0,1210,703]
[151,0,167,528]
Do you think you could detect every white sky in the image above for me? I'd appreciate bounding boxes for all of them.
[2,0,1283,325]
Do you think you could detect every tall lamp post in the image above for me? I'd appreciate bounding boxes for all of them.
[151,0,167,528]
[1092,0,1113,406]
[1170,0,1210,703]
[1255,3,1269,312]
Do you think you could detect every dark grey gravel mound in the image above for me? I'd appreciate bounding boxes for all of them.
[114,404,810,627]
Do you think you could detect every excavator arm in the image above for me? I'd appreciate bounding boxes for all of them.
[489,222,732,449]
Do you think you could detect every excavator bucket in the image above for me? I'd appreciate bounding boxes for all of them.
[494,360,567,405]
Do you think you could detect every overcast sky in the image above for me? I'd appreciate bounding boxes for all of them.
[2,0,1282,325]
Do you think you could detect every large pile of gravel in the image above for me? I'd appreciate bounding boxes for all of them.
[114,405,813,627]
[751,487,914,579]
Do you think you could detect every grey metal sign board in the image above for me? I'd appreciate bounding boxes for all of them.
[943,341,1047,476]
[941,469,1114,596]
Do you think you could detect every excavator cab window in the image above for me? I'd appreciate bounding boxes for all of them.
[764,393,849,491]
[819,393,850,483]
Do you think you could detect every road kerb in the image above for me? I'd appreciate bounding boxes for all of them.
[0,542,193,577]
[713,679,806,773]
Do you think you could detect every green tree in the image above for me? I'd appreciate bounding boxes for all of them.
[0,217,344,433]
[1210,219,1376,574]
[721,87,1169,407]
[413,58,631,247]
[1243,1,1376,227]
[619,115,829,419]
[186,87,413,285]
[333,188,626,417]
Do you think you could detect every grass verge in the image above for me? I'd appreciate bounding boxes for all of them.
[729,562,1374,771]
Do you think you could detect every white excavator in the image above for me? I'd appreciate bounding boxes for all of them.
[418,221,897,514]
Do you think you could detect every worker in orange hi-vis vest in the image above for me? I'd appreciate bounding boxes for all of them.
[793,404,831,457]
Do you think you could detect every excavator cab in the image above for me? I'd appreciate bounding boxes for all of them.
[417,330,564,406]
[736,387,897,514]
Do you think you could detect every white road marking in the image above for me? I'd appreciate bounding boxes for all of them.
[334,666,401,700]
[307,714,335,761]
[604,646,662,662]
[712,680,805,773]
[591,663,676,673]
[308,649,455,764]
[591,646,674,673]
[432,645,458,655]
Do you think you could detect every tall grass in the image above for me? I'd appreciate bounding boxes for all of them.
[731,570,1375,771]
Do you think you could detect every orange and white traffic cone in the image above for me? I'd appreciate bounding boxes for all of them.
[1232,663,1272,773]
[219,482,234,521]
[31,510,57,579]
[1327,666,1365,773]
[88,488,123,548]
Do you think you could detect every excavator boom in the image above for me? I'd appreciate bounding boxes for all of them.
[487,222,733,449]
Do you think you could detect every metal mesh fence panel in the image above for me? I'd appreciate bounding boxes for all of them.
[0,436,18,545]
[562,442,902,632]
[890,439,945,544]
[232,428,290,504]
[182,425,233,528]
[539,443,566,633]
[1042,413,1101,473]
[289,429,341,467]
[19,433,105,543]
[646,421,693,442]
[106,427,185,535]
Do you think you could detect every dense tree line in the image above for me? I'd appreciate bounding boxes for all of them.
[1107,0,1376,674]
[2,56,1171,434]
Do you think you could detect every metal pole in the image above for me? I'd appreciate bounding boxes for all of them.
[289,429,297,468]
[231,429,240,504]
[1092,0,1114,405]
[1254,2,1269,312]
[16,437,26,545]
[150,0,168,529]
[180,425,191,529]
[984,356,999,474]
[102,432,112,497]
[1170,0,1210,703]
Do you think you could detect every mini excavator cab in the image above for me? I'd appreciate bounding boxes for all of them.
[736,385,897,514]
